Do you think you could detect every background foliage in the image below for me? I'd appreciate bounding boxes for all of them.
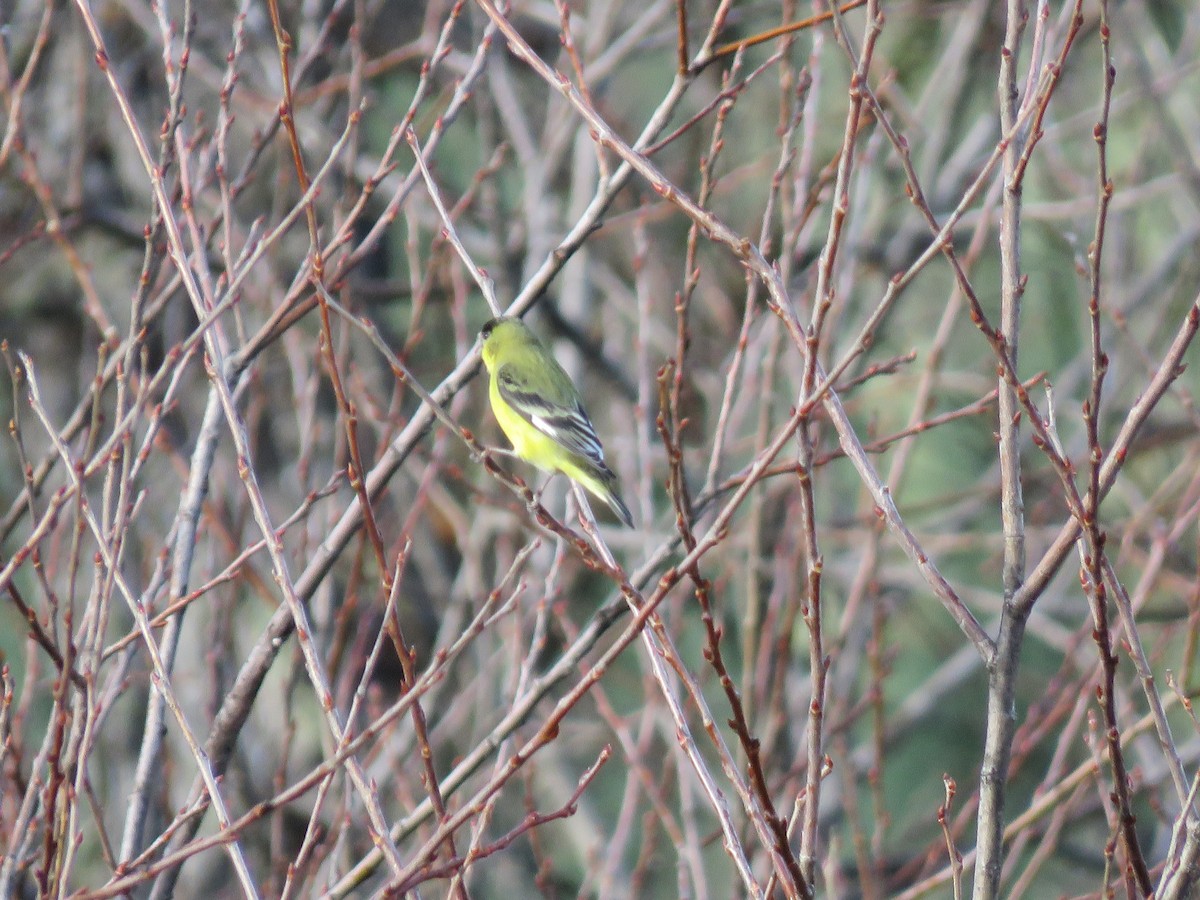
[2,0,1200,897]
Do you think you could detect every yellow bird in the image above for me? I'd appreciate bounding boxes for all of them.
[479,317,633,527]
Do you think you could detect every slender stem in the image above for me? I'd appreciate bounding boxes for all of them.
[974,0,1029,896]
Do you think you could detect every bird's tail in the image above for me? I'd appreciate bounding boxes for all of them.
[600,482,634,528]
[577,463,634,528]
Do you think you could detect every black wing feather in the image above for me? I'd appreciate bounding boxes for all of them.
[497,368,608,467]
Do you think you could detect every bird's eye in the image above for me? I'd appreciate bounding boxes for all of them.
[481,318,498,339]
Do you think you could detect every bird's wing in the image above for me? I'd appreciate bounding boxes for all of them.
[496,366,608,467]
